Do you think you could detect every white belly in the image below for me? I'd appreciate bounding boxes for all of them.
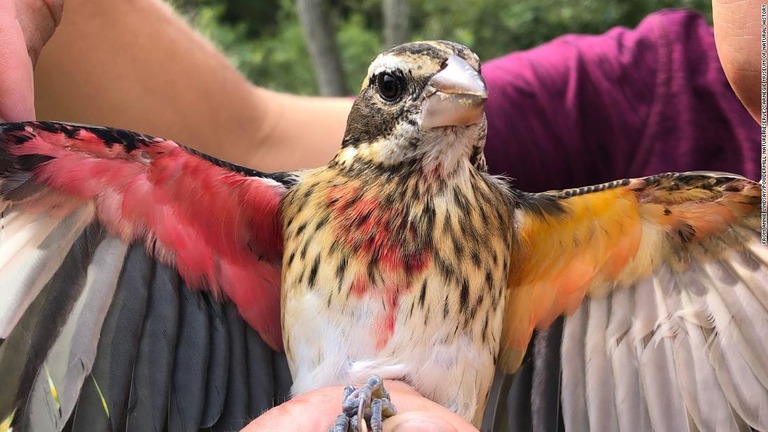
[279,166,514,425]
[283,272,507,423]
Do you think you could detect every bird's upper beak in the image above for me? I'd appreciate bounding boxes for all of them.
[421,54,488,129]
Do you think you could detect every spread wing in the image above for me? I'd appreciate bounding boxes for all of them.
[0,122,294,431]
[498,172,766,431]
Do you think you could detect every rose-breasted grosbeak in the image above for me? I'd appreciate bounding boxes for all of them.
[281,41,512,429]
[0,41,765,432]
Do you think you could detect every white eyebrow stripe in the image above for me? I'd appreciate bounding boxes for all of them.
[368,55,408,76]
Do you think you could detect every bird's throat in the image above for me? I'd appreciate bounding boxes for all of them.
[325,181,433,277]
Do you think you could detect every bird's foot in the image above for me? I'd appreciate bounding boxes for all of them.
[328,375,397,432]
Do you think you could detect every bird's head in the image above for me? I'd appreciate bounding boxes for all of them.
[334,40,488,178]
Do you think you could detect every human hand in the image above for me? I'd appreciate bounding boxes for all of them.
[712,0,762,121]
[244,380,479,431]
[0,0,63,121]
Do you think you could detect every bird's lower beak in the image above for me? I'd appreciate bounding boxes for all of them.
[421,54,488,129]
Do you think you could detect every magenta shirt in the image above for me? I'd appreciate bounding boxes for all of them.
[481,9,759,192]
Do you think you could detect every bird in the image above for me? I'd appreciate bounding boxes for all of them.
[0,40,766,432]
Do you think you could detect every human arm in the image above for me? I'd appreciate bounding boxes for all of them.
[480,9,758,193]
[32,1,762,177]
[34,0,350,171]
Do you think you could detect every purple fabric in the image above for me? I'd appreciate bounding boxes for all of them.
[482,9,759,192]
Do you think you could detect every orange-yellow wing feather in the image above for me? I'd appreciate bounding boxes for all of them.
[501,171,767,430]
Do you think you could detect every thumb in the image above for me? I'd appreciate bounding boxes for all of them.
[0,1,35,121]
[16,0,64,66]
[0,0,63,122]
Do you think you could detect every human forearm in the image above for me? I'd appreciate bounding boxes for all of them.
[34,0,349,170]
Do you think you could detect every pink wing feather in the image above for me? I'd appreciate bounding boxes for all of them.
[1,121,290,350]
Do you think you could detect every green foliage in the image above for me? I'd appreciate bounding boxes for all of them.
[178,0,318,94]
[411,0,711,60]
[173,0,712,95]
[337,13,384,92]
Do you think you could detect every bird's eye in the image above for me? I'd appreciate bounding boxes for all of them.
[376,72,402,102]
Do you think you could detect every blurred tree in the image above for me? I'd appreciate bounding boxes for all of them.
[214,0,280,37]
[172,0,712,95]
[384,0,410,47]
[409,0,712,61]
[296,0,348,95]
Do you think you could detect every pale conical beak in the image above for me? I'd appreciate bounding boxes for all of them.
[421,54,488,129]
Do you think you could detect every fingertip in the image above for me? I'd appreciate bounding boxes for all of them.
[0,6,36,122]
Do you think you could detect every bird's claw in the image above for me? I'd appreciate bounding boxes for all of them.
[328,375,396,432]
